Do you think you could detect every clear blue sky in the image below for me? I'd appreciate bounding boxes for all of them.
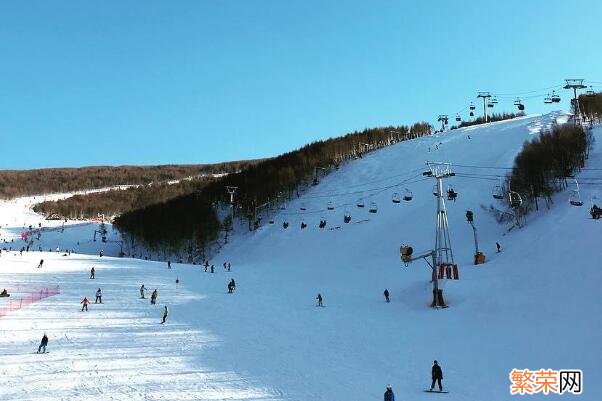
[1,1,601,169]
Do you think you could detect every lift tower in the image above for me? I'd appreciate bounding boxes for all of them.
[563,79,587,126]
[424,162,455,268]
[477,92,492,123]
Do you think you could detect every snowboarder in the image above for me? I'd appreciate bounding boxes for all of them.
[227,282,233,293]
[90,267,95,279]
[81,297,90,311]
[223,262,227,270]
[99,249,104,257]
[384,385,395,401]
[496,242,501,253]
[37,333,49,353]
[140,284,146,299]
[95,288,102,304]
[227,262,231,272]
[384,289,390,303]
[0,288,9,297]
[161,305,169,324]
[316,293,323,307]
[150,289,158,305]
[204,261,209,272]
[430,360,443,392]
[37,259,44,268]
[167,261,171,269]
[210,265,215,273]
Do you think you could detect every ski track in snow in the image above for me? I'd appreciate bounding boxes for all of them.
[1,111,601,401]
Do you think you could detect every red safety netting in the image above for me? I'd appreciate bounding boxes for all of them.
[0,285,60,318]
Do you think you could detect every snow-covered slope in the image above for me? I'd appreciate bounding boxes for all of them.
[1,112,600,401]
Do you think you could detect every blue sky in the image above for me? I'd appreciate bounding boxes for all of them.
[1,1,601,169]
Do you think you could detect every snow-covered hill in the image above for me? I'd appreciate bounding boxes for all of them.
[1,112,600,401]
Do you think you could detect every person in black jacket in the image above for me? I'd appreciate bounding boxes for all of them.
[430,360,443,391]
[384,289,390,303]
[37,333,49,353]
[384,385,395,401]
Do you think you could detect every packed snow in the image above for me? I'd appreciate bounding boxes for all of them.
[1,112,600,400]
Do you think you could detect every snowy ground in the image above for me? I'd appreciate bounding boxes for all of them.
[1,112,601,400]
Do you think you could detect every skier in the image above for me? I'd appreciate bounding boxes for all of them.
[95,288,102,304]
[227,282,233,293]
[37,259,44,268]
[161,305,169,324]
[384,289,390,303]
[167,261,171,269]
[204,261,209,272]
[150,289,158,305]
[496,242,501,253]
[223,262,227,270]
[81,297,90,311]
[430,360,443,392]
[176,277,180,287]
[37,333,49,353]
[210,265,215,273]
[316,293,323,307]
[90,267,95,279]
[227,262,231,272]
[140,284,146,299]
[384,385,395,401]
[99,249,104,257]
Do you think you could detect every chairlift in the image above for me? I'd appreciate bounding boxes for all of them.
[455,115,461,122]
[392,192,401,203]
[269,219,274,224]
[491,97,498,104]
[487,102,494,108]
[403,188,413,201]
[327,201,335,210]
[569,178,583,207]
[357,198,365,208]
[586,86,595,97]
[432,184,439,196]
[343,210,352,223]
[492,184,505,200]
[551,91,561,103]
[447,186,458,201]
[469,103,476,111]
[544,94,553,104]
[369,202,378,213]
[509,191,522,208]
[300,203,306,211]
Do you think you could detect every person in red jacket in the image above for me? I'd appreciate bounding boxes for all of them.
[81,297,90,311]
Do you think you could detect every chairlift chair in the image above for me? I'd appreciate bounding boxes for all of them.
[492,185,505,200]
[469,103,476,111]
[551,91,561,103]
[356,198,365,208]
[487,102,494,108]
[455,115,461,122]
[491,97,498,104]
[391,193,401,204]
[569,178,583,206]
[509,191,523,208]
[432,184,439,196]
[586,87,595,97]
[447,186,458,201]
[300,203,306,211]
[369,202,378,213]
[517,103,525,111]
[403,189,413,201]
[544,95,553,104]
[327,201,335,210]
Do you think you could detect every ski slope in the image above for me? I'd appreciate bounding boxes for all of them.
[1,112,601,401]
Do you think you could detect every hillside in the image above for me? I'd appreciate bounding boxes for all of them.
[0,112,600,401]
[0,160,260,199]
